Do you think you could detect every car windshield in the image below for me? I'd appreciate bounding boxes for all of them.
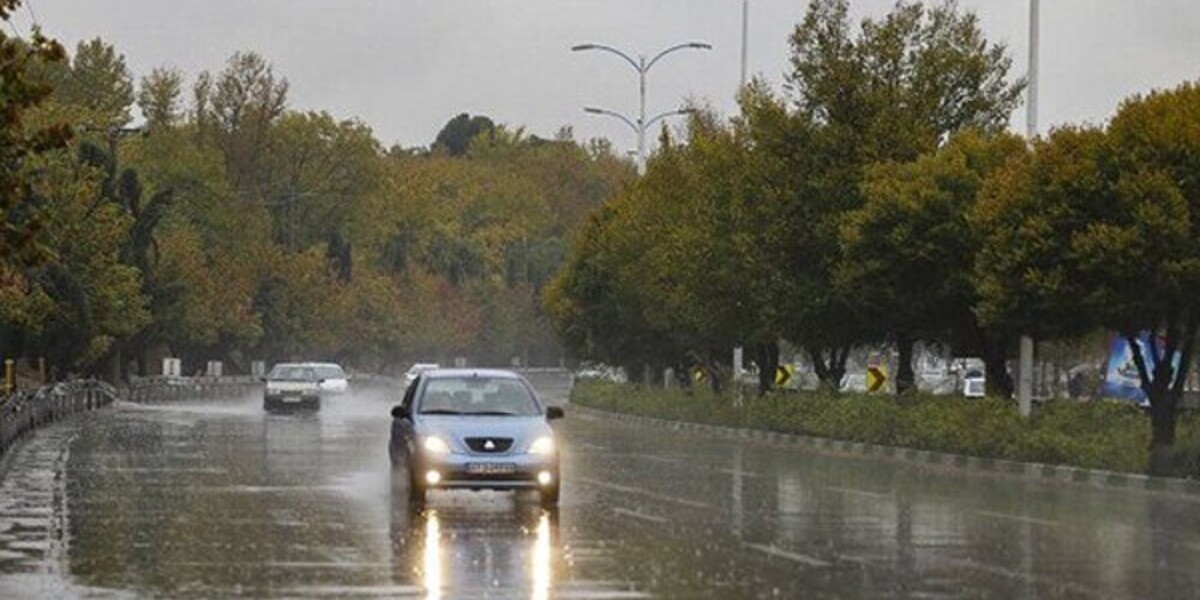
[267,365,317,381]
[313,365,345,380]
[418,377,539,416]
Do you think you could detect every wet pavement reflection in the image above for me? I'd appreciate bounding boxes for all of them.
[1,390,1199,598]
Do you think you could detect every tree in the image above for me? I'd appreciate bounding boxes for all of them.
[137,67,184,129]
[0,2,70,271]
[433,113,495,156]
[195,51,289,193]
[56,38,135,128]
[265,111,380,253]
[840,130,1026,395]
[777,0,1024,389]
[1082,85,1200,462]
[974,82,1200,464]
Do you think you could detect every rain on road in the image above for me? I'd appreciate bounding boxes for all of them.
[1,387,1199,598]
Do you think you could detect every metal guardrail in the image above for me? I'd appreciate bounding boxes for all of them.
[0,380,119,459]
[126,375,262,404]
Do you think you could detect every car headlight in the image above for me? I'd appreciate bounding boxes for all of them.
[528,436,555,455]
[422,436,452,454]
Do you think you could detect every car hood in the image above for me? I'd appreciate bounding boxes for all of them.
[415,415,552,451]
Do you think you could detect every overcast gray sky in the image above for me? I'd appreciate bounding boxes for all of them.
[13,1,1200,150]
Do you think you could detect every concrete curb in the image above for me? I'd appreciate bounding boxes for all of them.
[571,404,1200,497]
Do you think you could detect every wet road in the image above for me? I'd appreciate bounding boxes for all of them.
[2,391,1200,598]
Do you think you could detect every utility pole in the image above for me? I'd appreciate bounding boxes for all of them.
[1018,0,1040,418]
[740,0,749,88]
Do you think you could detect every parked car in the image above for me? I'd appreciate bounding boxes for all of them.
[962,369,986,398]
[263,362,349,411]
[389,368,564,507]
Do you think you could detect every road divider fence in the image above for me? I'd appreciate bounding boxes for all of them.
[126,376,262,404]
[0,379,119,459]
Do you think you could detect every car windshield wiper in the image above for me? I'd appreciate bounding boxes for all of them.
[466,410,522,416]
[420,409,464,415]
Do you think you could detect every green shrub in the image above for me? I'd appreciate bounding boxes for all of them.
[570,380,1195,476]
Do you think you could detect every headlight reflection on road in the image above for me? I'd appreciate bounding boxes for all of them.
[422,510,442,600]
[531,511,552,600]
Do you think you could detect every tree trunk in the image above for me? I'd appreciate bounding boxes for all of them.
[895,332,915,396]
[807,345,849,393]
[1129,320,1197,474]
[979,331,1013,398]
[754,341,780,396]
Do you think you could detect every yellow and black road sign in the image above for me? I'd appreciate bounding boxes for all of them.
[774,364,794,386]
[867,366,888,393]
[692,367,707,383]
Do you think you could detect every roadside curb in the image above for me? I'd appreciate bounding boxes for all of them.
[570,404,1200,497]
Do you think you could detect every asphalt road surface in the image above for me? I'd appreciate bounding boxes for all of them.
[1,387,1199,598]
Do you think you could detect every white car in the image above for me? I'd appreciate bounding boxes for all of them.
[962,369,986,398]
[264,362,349,411]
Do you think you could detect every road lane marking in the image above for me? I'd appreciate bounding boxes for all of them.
[612,507,669,524]
[718,468,764,478]
[972,510,1059,527]
[743,543,831,568]
[824,485,890,499]
[575,477,711,509]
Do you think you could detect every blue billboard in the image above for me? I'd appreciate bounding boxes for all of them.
[1102,332,1180,406]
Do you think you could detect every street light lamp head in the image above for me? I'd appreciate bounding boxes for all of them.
[583,107,603,114]
[571,44,598,51]
[688,42,713,50]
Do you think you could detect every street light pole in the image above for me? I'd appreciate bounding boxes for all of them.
[572,41,711,174]
[1018,0,1040,417]
[638,54,647,174]
[740,0,749,88]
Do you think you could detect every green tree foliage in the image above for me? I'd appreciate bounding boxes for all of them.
[840,130,1026,395]
[975,82,1200,460]
[194,51,288,192]
[54,37,135,128]
[776,0,1025,388]
[433,113,495,156]
[547,1,1024,393]
[4,36,630,378]
[137,67,184,130]
[0,2,69,273]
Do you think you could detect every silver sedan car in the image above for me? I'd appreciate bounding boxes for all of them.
[390,369,564,507]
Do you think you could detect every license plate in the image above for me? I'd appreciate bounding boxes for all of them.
[466,463,516,475]
[282,396,302,403]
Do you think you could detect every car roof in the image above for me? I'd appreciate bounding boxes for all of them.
[272,362,344,369]
[421,368,523,380]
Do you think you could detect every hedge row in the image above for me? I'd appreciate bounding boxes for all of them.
[571,380,1200,479]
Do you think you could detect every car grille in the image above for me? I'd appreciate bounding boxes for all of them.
[465,437,513,453]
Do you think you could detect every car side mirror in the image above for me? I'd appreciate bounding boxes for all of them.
[317,378,326,384]
[391,404,410,420]
[546,406,565,420]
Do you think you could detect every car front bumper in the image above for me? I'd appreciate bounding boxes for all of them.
[264,393,321,409]
[413,452,559,490]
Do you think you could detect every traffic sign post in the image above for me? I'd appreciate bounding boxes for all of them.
[774,365,793,387]
[867,366,888,394]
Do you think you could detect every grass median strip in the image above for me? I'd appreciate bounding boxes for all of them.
[572,380,1200,479]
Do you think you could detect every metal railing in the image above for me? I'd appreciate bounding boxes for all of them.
[126,375,262,404]
[0,379,119,458]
